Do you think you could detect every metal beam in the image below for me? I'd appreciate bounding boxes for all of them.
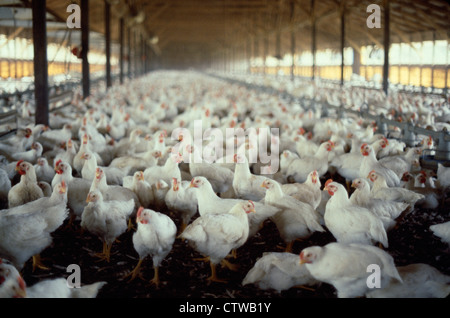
[383,0,390,95]
[81,0,90,99]
[32,0,48,126]
[105,0,111,88]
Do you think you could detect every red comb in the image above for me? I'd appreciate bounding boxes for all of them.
[16,160,24,167]
[324,179,333,187]
[361,143,368,148]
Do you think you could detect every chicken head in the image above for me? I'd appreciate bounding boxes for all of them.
[299,246,322,264]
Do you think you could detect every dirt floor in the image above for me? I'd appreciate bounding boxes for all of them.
[14,173,450,301]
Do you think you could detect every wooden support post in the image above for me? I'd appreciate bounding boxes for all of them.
[105,0,111,88]
[81,0,90,99]
[276,31,281,76]
[353,47,361,76]
[340,7,345,86]
[247,40,251,74]
[382,0,390,95]
[290,0,296,80]
[32,0,49,126]
[119,18,124,84]
[254,38,259,73]
[264,37,268,74]
[291,31,295,80]
[311,0,316,81]
[127,26,131,79]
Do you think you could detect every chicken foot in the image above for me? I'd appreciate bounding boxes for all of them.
[32,254,49,271]
[207,262,227,283]
[93,241,113,262]
[220,259,239,271]
[124,258,145,282]
[149,266,160,288]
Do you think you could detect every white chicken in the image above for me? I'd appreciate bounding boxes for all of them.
[280,170,322,210]
[242,252,320,293]
[73,133,104,174]
[81,190,134,262]
[378,146,421,178]
[0,258,106,298]
[0,168,11,205]
[143,151,183,186]
[34,157,55,184]
[299,242,402,298]
[0,127,33,156]
[81,151,127,185]
[187,145,235,194]
[165,177,198,231]
[330,137,385,187]
[429,221,450,247]
[279,150,299,177]
[126,207,177,286]
[368,170,425,207]
[261,178,324,252]
[53,138,77,168]
[124,171,154,209]
[189,176,280,238]
[323,180,389,247]
[359,142,400,187]
[38,181,52,197]
[8,160,44,208]
[108,149,162,177]
[286,140,334,183]
[232,153,267,201]
[365,263,450,298]
[180,200,255,283]
[151,179,170,211]
[436,163,450,190]
[37,123,73,149]
[0,181,68,270]
[350,178,408,229]
[53,160,91,221]
[10,142,43,164]
[112,128,143,157]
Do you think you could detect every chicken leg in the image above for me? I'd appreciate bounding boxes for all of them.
[285,241,294,253]
[150,266,160,287]
[221,259,239,271]
[124,258,144,282]
[207,262,227,283]
[94,241,113,262]
[32,254,49,271]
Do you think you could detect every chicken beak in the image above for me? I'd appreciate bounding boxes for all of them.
[189,180,196,188]
[260,182,267,188]
[299,259,307,265]
[15,286,27,298]
[351,181,357,188]
[86,195,91,203]
[138,173,144,181]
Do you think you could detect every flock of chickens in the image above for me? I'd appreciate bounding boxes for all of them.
[0,70,449,298]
